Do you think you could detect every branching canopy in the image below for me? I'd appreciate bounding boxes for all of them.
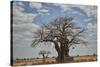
[31,16,86,49]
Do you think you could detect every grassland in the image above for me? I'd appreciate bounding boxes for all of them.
[12,55,97,66]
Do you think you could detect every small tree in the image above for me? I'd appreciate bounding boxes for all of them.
[39,50,51,63]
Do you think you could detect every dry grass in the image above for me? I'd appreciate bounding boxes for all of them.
[12,55,97,66]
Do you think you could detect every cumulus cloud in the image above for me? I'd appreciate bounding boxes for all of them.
[16,1,25,6]
[29,2,50,15]
[53,4,97,18]
[29,2,42,9]
[83,18,93,22]
[83,21,97,46]
[78,5,97,17]
[53,4,72,12]
[13,2,40,48]
[87,22,97,31]
[37,8,50,15]
[13,2,24,12]
[38,9,49,13]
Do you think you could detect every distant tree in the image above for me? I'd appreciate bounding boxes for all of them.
[39,50,51,63]
[46,51,51,58]
[52,56,56,58]
[32,16,86,63]
[77,55,79,57]
[36,57,39,59]
[16,58,20,60]
[93,53,97,56]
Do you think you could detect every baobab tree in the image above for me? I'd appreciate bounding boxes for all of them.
[39,50,51,63]
[32,16,86,63]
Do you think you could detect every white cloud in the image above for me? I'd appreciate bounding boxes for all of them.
[13,2,38,24]
[87,22,97,32]
[13,2,24,12]
[82,21,97,47]
[53,4,97,17]
[37,8,50,15]
[16,1,25,6]
[70,10,85,17]
[78,5,97,17]
[29,2,42,9]
[29,2,50,15]
[83,18,93,22]
[38,9,49,13]
[13,2,40,48]
[53,4,72,12]
[58,4,72,11]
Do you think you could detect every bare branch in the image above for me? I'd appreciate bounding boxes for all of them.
[68,29,86,48]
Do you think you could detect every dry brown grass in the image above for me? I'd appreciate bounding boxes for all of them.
[12,55,97,66]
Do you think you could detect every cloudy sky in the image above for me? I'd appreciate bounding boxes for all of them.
[12,1,97,60]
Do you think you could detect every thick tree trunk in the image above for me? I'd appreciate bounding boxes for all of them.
[65,49,69,57]
[56,44,66,63]
[53,41,62,63]
[60,44,65,62]
[57,52,62,63]
[64,49,74,63]
[54,41,70,63]
[52,40,70,63]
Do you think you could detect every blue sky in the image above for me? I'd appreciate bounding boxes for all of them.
[12,1,97,59]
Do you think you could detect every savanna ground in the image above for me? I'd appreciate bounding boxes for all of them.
[12,55,97,66]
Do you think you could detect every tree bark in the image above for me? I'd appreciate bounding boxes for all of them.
[42,40,62,62]
[60,44,65,62]
[57,52,62,63]
[42,39,70,63]
[65,49,69,57]
[53,41,62,63]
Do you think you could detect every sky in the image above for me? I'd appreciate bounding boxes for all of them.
[12,1,97,60]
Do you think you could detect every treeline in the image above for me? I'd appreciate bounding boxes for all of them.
[15,56,56,60]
